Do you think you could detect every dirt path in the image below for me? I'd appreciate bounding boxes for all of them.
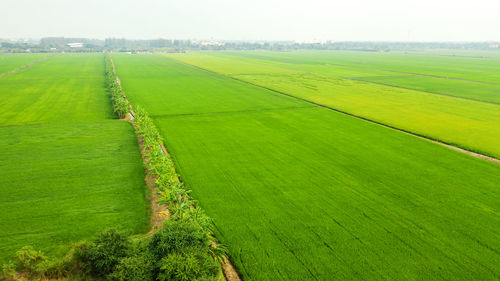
[0,54,57,78]
[174,59,500,165]
[110,57,242,281]
[112,59,166,233]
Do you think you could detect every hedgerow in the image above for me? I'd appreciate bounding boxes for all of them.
[105,54,129,119]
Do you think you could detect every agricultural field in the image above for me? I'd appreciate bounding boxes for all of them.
[0,54,149,262]
[110,54,306,117]
[113,53,500,280]
[170,52,500,158]
[225,50,500,83]
[354,75,500,104]
[0,53,48,75]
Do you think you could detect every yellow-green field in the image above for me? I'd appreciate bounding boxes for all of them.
[169,52,500,158]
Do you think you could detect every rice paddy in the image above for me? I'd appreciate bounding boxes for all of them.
[1,50,498,280]
[0,54,149,262]
[112,52,500,280]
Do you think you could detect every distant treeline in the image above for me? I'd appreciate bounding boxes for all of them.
[1,37,500,53]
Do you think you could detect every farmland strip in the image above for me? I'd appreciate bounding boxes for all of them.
[151,105,315,119]
[346,77,500,105]
[173,58,500,164]
[228,52,500,85]
[323,63,500,85]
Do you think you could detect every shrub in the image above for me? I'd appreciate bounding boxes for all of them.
[1,261,17,280]
[149,221,209,260]
[157,249,219,281]
[148,221,220,281]
[14,246,46,274]
[76,229,131,277]
[0,246,73,280]
[107,254,154,281]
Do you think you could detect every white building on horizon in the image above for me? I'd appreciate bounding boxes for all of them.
[67,42,84,48]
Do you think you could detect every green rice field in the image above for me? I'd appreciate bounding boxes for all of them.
[0,54,149,262]
[112,52,500,280]
[170,52,500,158]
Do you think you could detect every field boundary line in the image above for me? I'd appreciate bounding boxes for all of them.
[0,54,58,78]
[225,52,500,85]
[345,77,500,106]
[171,57,500,164]
[151,105,315,119]
[110,57,243,281]
[212,53,500,106]
[323,62,500,85]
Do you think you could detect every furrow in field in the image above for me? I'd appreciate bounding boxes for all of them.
[0,54,56,78]
[150,105,315,119]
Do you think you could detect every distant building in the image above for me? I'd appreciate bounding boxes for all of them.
[196,40,224,46]
[67,42,84,48]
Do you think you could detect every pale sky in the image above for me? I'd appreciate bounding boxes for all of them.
[1,0,499,41]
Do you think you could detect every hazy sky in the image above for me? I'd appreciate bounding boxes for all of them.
[1,0,499,41]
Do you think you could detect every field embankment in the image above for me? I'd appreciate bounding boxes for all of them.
[112,53,500,281]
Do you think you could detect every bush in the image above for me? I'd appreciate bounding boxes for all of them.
[149,221,209,260]
[1,246,74,280]
[77,229,131,277]
[149,221,219,281]
[14,246,46,275]
[107,254,154,281]
[157,249,219,281]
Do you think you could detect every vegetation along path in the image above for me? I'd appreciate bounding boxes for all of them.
[109,57,242,281]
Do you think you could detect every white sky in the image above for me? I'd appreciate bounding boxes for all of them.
[1,0,499,41]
